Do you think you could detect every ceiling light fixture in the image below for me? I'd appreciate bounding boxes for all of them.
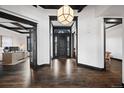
[107,19,117,22]
[57,5,74,25]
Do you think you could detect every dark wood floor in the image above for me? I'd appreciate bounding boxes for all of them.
[0,58,122,88]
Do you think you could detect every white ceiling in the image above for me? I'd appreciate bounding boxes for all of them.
[0,23,18,27]
[19,23,33,28]
[0,17,33,33]
[18,30,29,32]
[105,23,115,28]
[105,23,121,31]
[0,18,15,23]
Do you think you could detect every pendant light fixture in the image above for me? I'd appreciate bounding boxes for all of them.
[57,5,74,25]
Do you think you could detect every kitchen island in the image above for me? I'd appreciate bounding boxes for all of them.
[2,51,28,65]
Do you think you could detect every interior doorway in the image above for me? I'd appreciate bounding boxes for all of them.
[49,16,78,64]
[104,18,123,70]
[0,10,37,68]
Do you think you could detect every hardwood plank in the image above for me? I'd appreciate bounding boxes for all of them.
[0,58,122,88]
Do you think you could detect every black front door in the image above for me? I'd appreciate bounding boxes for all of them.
[53,34,71,58]
[53,27,71,58]
[57,34,67,58]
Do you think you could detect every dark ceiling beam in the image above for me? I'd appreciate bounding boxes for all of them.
[19,32,30,34]
[0,23,24,34]
[11,22,30,31]
[6,27,33,30]
[0,11,37,26]
[34,5,87,13]
[39,5,62,9]
[11,22,31,34]
[33,5,37,8]
[77,5,87,12]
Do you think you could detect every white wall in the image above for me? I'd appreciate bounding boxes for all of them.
[106,24,122,59]
[78,5,124,83]
[96,5,124,84]
[78,6,104,68]
[36,7,56,65]
[0,27,28,60]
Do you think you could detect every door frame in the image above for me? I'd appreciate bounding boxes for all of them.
[103,17,122,70]
[49,16,78,65]
[53,27,71,58]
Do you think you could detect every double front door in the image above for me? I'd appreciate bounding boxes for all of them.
[53,33,71,58]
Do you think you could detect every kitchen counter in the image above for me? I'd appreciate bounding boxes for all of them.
[2,51,28,65]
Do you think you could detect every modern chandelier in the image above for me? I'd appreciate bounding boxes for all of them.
[57,5,74,25]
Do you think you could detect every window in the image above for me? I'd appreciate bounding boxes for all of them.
[54,28,70,34]
[2,36,12,47]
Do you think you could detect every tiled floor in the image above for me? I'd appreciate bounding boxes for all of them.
[0,58,122,88]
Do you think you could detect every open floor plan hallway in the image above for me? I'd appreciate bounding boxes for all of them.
[0,58,122,88]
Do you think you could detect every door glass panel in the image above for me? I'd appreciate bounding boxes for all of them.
[30,31,33,63]
[67,36,70,56]
[27,36,31,52]
[55,36,57,56]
